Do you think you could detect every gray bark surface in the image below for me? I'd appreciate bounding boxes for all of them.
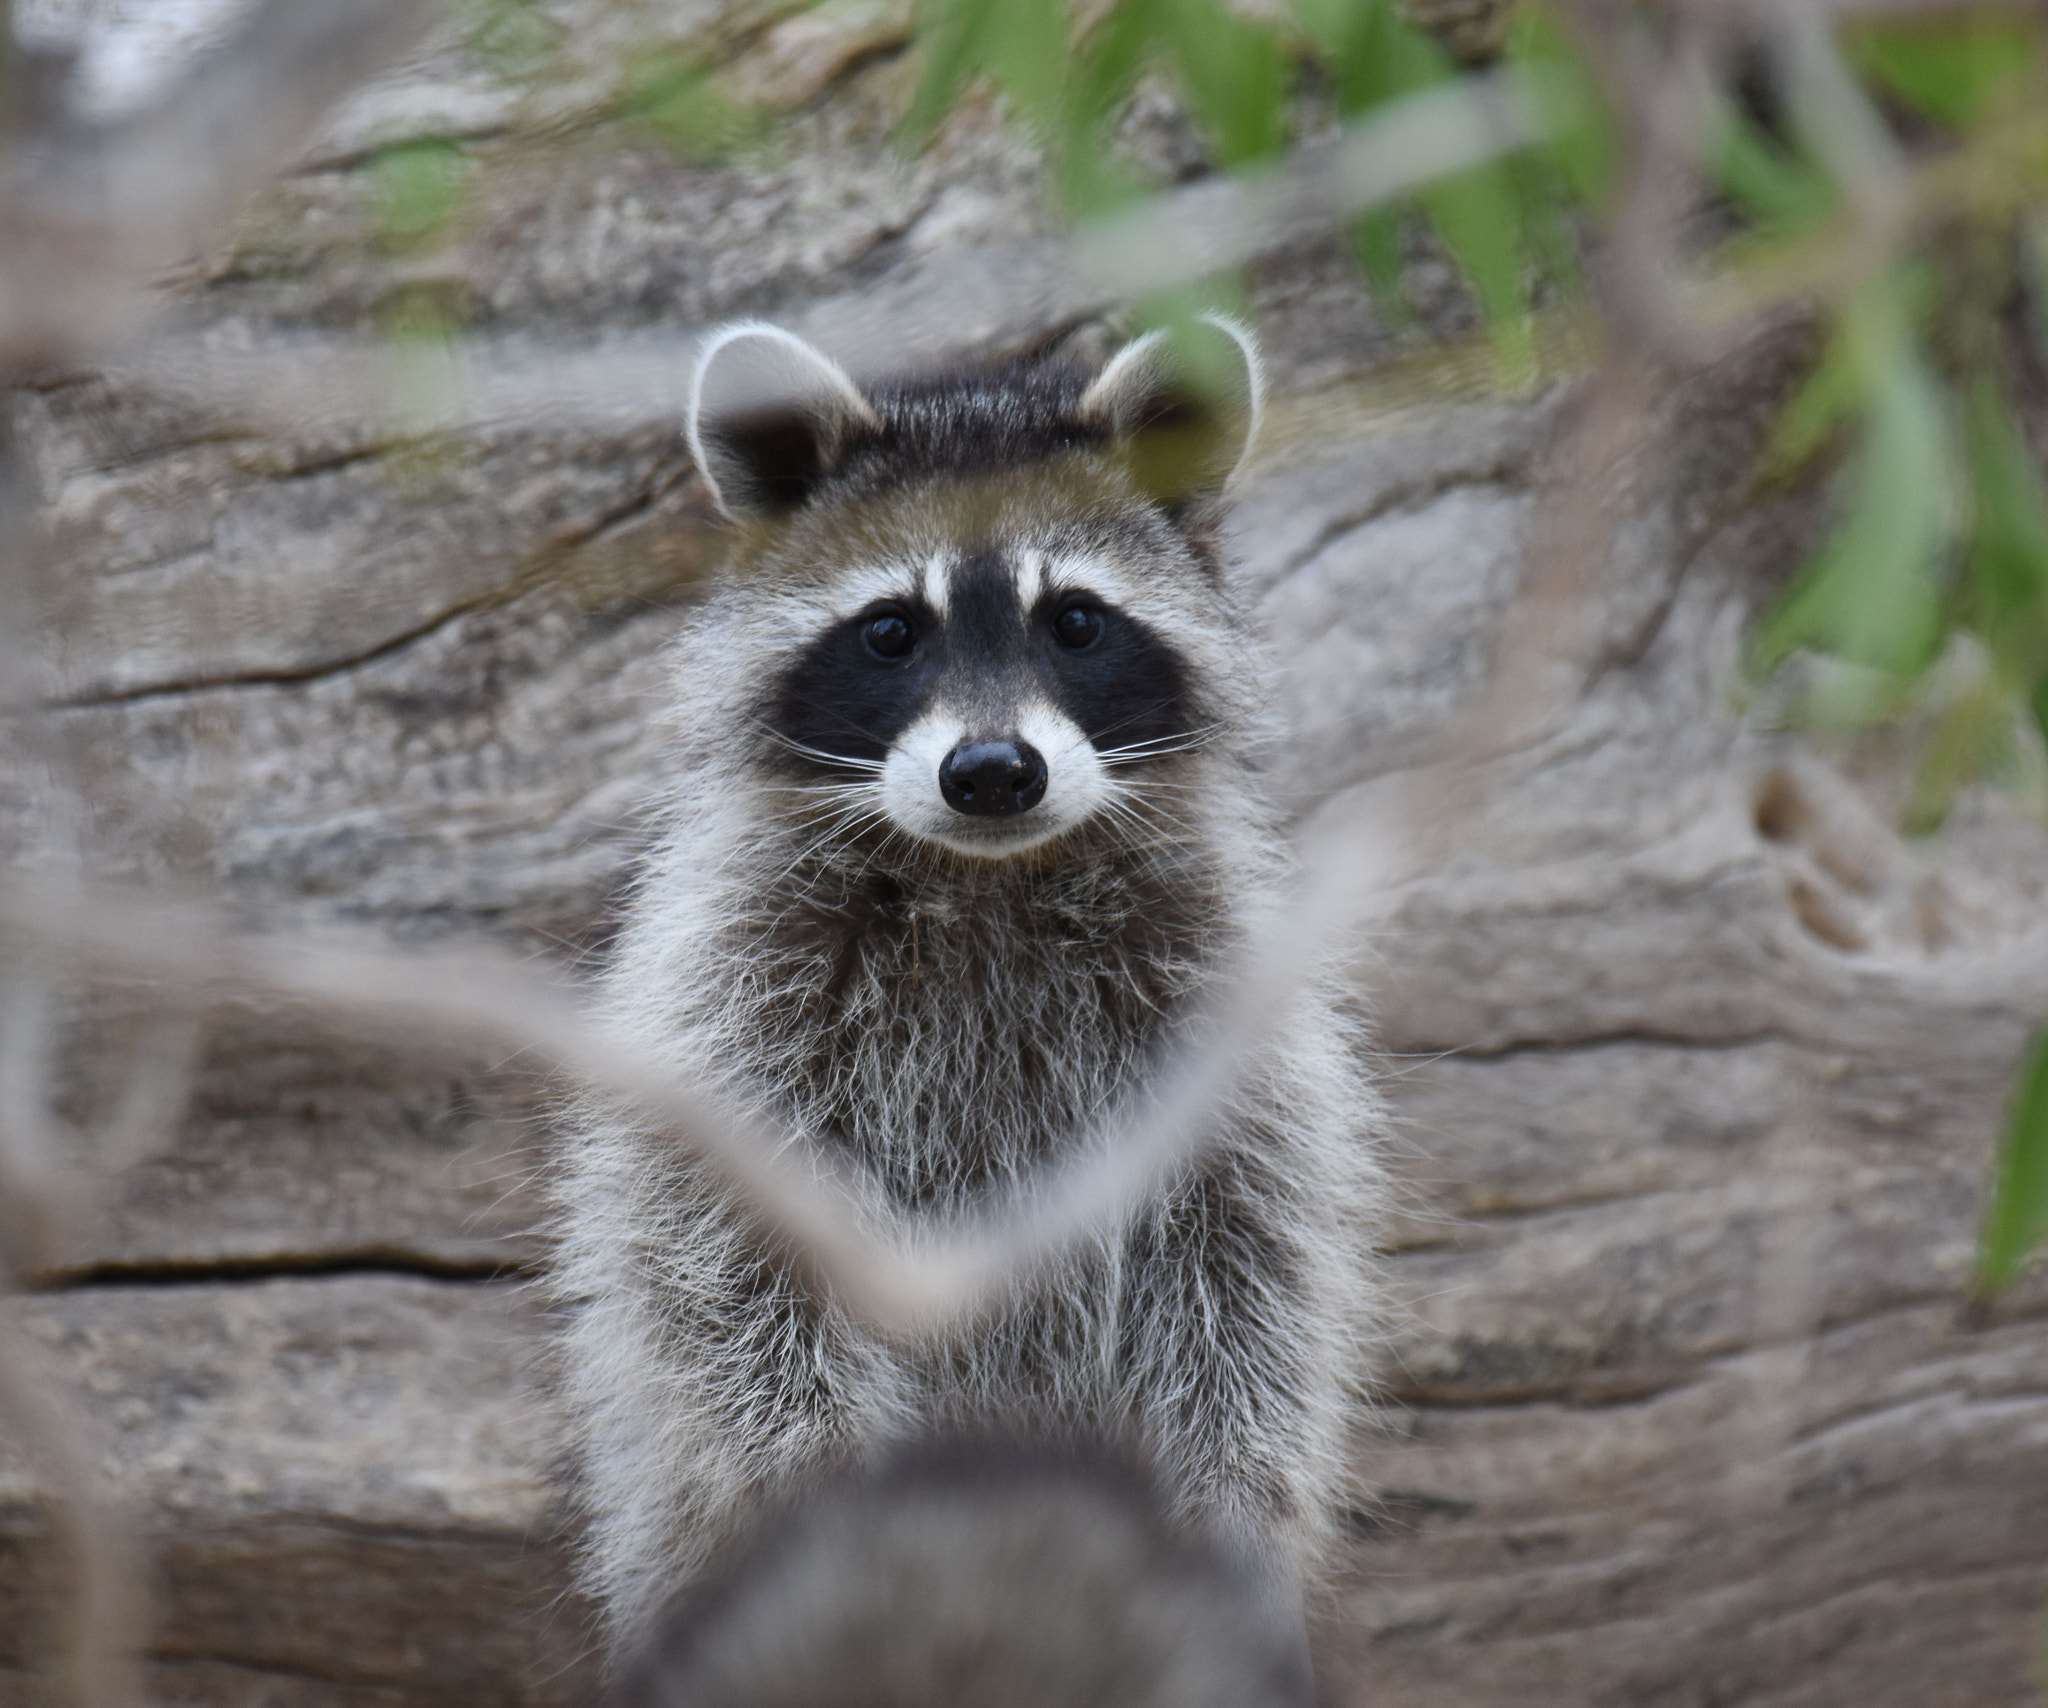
[4,10,2047,1704]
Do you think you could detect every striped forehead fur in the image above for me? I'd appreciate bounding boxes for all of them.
[828,361,1110,492]
[716,471,1241,718]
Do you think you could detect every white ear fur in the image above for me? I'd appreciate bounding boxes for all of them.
[1198,311,1266,484]
[686,322,881,520]
[1077,329,1172,435]
[1077,313,1265,490]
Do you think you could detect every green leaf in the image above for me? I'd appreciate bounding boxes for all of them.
[1976,1026,2048,1294]
[1963,377,2048,699]
[1759,323,1860,479]
[904,0,1068,139]
[1708,100,1834,234]
[1288,0,1358,63]
[1305,0,1535,355]
[1903,646,2014,833]
[1299,0,1422,321]
[1420,163,1534,373]
[1755,287,1956,679]
[464,0,558,76]
[901,0,994,143]
[370,140,469,252]
[1072,0,1153,131]
[1504,4,1617,208]
[1850,8,2036,129]
[1162,0,1287,166]
[978,0,1071,134]
[1327,0,1443,112]
[1349,206,1412,326]
[2027,213,2048,373]
[1506,149,1583,301]
[615,53,763,159]
[906,0,1078,188]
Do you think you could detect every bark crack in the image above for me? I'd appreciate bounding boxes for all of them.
[39,475,693,710]
[28,1249,536,1290]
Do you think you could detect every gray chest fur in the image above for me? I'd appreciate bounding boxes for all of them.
[708,840,1233,1210]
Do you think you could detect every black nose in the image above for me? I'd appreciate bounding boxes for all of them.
[938,739,1048,817]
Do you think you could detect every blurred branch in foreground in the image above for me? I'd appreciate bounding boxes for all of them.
[6,0,2048,1699]
[88,65,1559,447]
[0,0,436,366]
[0,2,447,1701]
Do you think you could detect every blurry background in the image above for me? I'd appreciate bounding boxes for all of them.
[3,0,2048,1703]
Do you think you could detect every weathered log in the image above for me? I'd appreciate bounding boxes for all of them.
[3,9,2046,1705]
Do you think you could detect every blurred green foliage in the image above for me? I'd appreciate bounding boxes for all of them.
[369,138,472,254]
[904,0,1566,366]
[1980,1029,2048,1295]
[471,0,2048,1289]
[902,0,1288,211]
[617,50,768,158]
[464,0,562,77]
[1851,8,2037,129]
[892,0,2048,1291]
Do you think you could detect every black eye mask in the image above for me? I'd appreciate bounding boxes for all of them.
[757,554,1196,772]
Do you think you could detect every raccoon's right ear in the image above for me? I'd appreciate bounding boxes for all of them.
[1078,315,1265,509]
[687,323,881,520]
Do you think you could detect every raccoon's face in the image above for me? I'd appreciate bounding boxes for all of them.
[762,539,1203,858]
[688,321,1261,861]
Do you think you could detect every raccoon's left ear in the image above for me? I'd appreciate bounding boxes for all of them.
[687,322,882,520]
[1078,314,1265,508]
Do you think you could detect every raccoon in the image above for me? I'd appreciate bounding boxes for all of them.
[555,318,1387,1649]
[610,1438,1316,1708]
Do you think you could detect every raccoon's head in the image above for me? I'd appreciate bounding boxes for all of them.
[687,320,1263,862]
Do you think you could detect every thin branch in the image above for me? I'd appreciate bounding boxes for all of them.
[93,68,1555,446]
[0,0,1703,1350]
[1078,68,1550,301]
[1768,0,1912,248]
[0,881,1275,1331]
[0,0,439,365]
[0,1309,145,1708]
[0,284,1648,1335]
[0,969,151,1708]
[0,0,2014,1694]
[0,7,443,1700]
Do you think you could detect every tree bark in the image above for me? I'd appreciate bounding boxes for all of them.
[3,9,2046,1705]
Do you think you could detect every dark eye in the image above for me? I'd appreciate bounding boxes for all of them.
[1053,602,1105,651]
[861,612,915,660]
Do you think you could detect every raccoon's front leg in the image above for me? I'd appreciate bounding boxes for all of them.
[1118,1147,1356,1586]
[572,1205,915,1642]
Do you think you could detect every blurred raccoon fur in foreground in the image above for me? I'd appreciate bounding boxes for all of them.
[555,317,1388,1647]
[609,1440,1315,1708]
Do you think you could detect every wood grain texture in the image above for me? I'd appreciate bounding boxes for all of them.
[3,6,2046,1703]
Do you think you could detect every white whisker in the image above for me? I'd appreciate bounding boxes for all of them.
[753,723,888,773]
[1094,724,1227,766]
